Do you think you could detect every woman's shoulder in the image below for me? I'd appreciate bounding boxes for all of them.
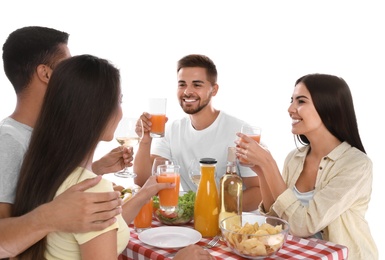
[78,168,114,192]
[334,142,372,168]
[58,167,113,195]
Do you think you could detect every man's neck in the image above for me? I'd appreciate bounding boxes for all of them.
[11,93,43,128]
[190,108,220,130]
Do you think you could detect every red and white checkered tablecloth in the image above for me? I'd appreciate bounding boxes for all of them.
[119,219,348,260]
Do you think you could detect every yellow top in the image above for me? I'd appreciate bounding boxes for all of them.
[45,167,130,259]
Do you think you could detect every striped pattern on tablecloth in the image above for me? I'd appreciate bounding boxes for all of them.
[119,220,348,260]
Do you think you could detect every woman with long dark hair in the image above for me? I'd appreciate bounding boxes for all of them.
[11,54,129,259]
[236,74,378,259]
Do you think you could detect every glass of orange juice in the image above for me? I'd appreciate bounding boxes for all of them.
[148,98,167,138]
[156,164,180,213]
[238,125,261,167]
[133,195,153,233]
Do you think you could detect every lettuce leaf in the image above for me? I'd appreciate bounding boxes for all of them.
[153,191,196,225]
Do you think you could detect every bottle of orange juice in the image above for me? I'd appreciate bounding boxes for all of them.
[194,158,219,237]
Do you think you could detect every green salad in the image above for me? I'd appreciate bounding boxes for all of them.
[153,191,195,225]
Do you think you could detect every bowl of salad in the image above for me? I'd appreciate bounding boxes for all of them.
[153,191,195,225]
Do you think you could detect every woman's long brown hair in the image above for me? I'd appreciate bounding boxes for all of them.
[12,54,121,259]
[294,73,365,154]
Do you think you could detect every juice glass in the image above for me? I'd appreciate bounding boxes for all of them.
[150,114,166,137]
[151,157,174,176]
[148,98,167,138]
[134,196,153,232]
[238,125,261,167]
[156,164,180,212]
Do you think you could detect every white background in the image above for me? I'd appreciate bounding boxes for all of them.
[1,1,384,257]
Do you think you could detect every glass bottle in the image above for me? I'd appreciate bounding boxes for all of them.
[194,158,219,237]
[219,147,243,230]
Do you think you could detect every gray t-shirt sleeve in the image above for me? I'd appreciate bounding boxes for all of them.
[0,133,25,204]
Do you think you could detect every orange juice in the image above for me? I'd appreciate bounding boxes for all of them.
[157,173,180,207]
[239,134,261,166]
[194,159,219,237]
[150,114,166,137]
[134,197,153,231]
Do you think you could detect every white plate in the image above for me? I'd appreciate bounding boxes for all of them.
[138,226,202,248]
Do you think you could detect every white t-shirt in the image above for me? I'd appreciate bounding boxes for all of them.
[151,111,257,191]
[0,117,32,203]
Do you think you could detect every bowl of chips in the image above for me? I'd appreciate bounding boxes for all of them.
[220,213,289,259]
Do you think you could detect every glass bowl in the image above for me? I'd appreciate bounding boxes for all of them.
[220,213,289,259]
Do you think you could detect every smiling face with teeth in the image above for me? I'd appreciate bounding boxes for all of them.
[288,82,324,138]
[177,67,218,115]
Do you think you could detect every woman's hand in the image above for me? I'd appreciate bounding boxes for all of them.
[140,175,175,198]
[235,132,271,173]
[92,146,133,175]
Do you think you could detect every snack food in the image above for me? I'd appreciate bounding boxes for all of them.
[225,221,284,256]
[220,214,289,258]
[120,188,132,203]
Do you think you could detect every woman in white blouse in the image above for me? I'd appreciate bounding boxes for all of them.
[235,73,378,260]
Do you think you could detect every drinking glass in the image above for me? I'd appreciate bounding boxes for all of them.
[148,98,167,138]
[133,188,153,232]
[188,158,201,187]
[114,117,144,178]
[238,125,261,167]
[151,157,175,176]
[156,164,180,213]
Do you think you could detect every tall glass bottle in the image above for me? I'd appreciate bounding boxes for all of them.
[219,147,243,230]
[194,158,219,237]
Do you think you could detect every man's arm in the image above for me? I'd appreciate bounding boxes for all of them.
[0,176,122,258]
[0,203,11,219]
[0,203,54,258]
[242,176,261,212]
[133,113,155,187]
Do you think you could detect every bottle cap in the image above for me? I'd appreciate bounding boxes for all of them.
[199,158,217,164]
[227,147,236,162]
